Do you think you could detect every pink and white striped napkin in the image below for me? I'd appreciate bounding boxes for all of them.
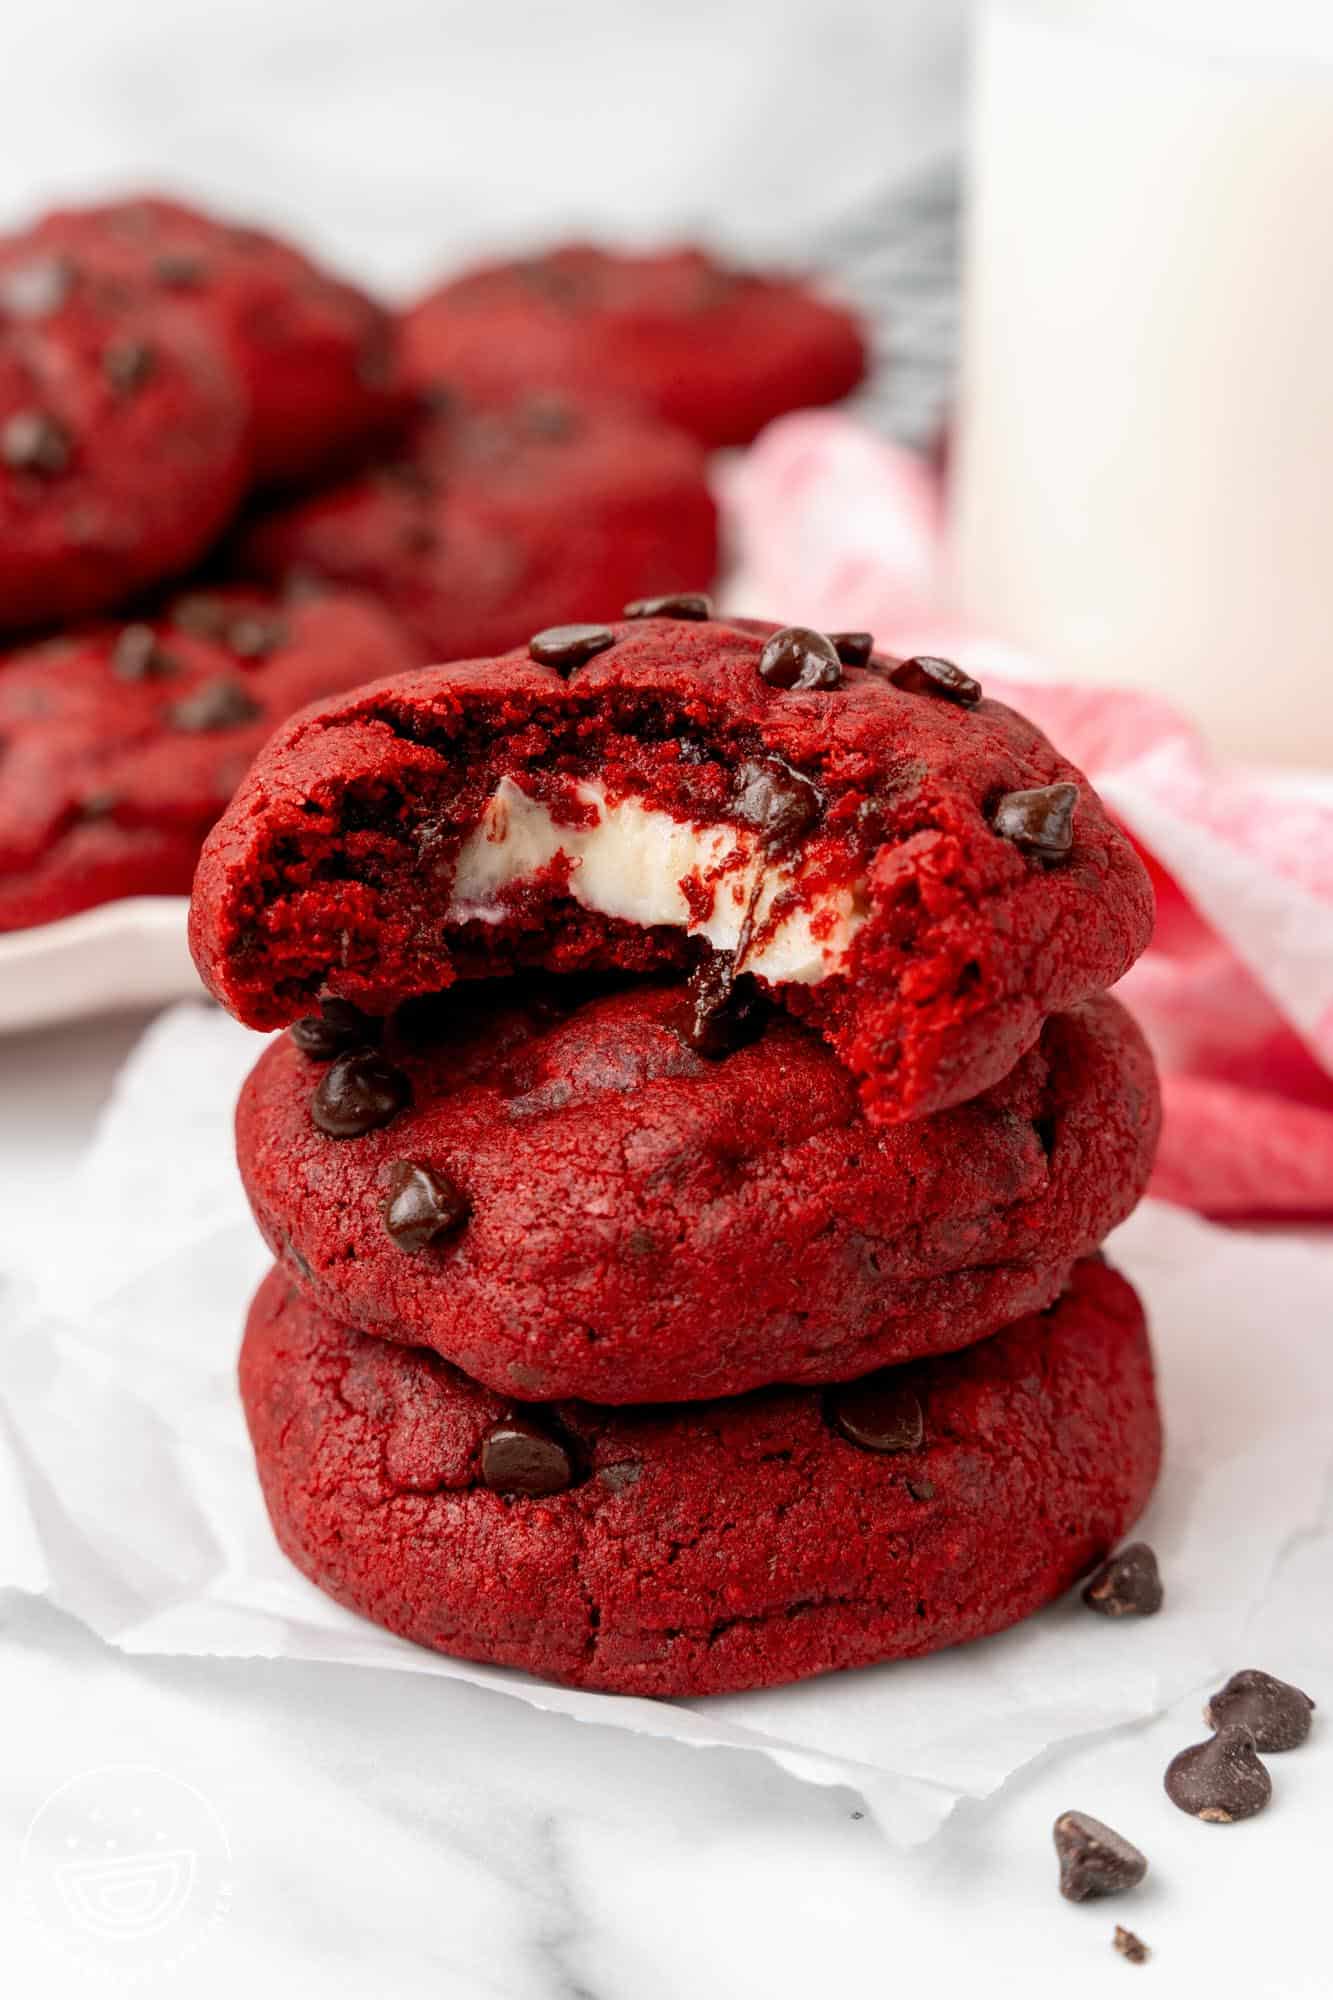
[723,413,1333,1217]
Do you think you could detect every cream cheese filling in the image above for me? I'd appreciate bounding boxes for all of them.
[446,776,863,984]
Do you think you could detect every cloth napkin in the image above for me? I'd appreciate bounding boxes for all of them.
[722,414,1333,1217]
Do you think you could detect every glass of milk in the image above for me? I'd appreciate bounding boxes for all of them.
[953,1,1333,764]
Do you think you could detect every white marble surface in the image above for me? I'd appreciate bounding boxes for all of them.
[1,1010,1330,1999]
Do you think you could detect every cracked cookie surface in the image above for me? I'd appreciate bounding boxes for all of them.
[239,1254,1162,1696]
[238,979,1159,1402]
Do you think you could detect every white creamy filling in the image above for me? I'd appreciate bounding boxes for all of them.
[447,776,863,984]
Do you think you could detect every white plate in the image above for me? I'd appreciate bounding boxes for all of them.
[0,899,199,1033]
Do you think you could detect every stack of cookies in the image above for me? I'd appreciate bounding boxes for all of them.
[190,610,1163,1697]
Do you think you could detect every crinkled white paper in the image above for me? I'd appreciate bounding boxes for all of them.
[2,1002,1331,1841]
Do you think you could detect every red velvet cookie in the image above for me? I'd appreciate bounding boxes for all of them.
[235,391,719,660]
[0,288,248,632]
[2,195,403,486]
[237,979,1158,1402]
[240,1254,1162,1696]
[0,586,420,931]
[401,244,867,448]
[190,616,1154,1124]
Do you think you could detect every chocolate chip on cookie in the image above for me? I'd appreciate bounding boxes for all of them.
[890,655,981,706]
[828,630,873,667]
[757,625,842,691]
[382,1160,470,1252]
[624,592,713,621]
[311,1050,411,1138]
[993,782,1078,860]
[481,1415,576,1497]
[528,623,616,673]
[828,1378,924,1454]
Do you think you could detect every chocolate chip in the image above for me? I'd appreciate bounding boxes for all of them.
[481,1415,575,1497]
[1205,1670,1315,1752]
[828,630,873,667]
[992,782,1078,860]
[907,1478,935,1501]
[528,624,616,673]
[1113,1928,1150,1966]
[757,625,843,691]
[289,998,381,1060]
[226,613,287,661]
[890,654,982,706]
[1164,1725,1272,1823]
[153,251,207,289]
[828,1377,924,1454]
[311,1050,411,1139]
[0,254,74,319]
[682,950,764,1057]
[103,336,155,394]
[112,624,177,681]
[382,1160,470,1252]
[732,757,822,850]
[2,409,71,474]
[1053,1812,1148,1902]
[1082,1543,1163,1617]
[167,679,262,732]
[624,592,713,621]
[172,593,232,638]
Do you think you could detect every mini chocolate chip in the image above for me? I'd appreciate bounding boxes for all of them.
[732,757,822,850]
[153,251,207,288]
[311,1050,411,1138]
[1113,1928,1150,1966]
[828,1377,924,1454]
[103,336,155,394]
[226,613,287,661]
[382,1159,470,1252]
[2,409,71,474]
[907,1478,935,1501]
[890,654,982,706]
[1205,1670,1315,1752]
[1082,1542,1163,1617]
[624,592,713,621]
[0,254,74,319]
[682,950,764,1057]
[528,624,616,673]
[828,630,873,667]
[757,625,843,691]
[993,782,1078,860]
[522,392,578,439]
[289,998,381,1060]
[481,1415,575,1497]
[172,593,232,638]
[1053,1812,1148,1902]
[167,679,262,732]
[1165,1724,1272,1823]
[112,624,177,681]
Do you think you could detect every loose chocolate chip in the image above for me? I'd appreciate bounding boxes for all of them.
[289,998,381,1060]
[828,630,874,668]
[757,625,843,691]
[167,679,262,732]
[624,592,713,621]
[528,623,616,673]
[1164,1725,1272,1823]
[382,1159,470,1252]
[1113,1928,1150,1966]
[732,757,822,850]
[1205,1670,1315,1752]
[890,654,982,706]
[153,251,207,288]
[112,624,177,681]
[828,1377,924,1454]
[103,336,155,394]
[1082,1542,1163,1618]
[682,949,764,1057]
[481,1415,575,1497]
[225,613,287,661]
[172,593,232,638]
[311,1050,411,1138]
[2,409,71,474]
[992,782,1078,860]
[1053,1812,1148,1902]
[0,254,74,319]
